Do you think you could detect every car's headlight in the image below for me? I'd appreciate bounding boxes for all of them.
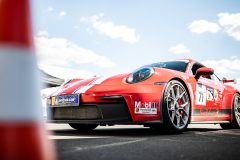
[127,67,154,83]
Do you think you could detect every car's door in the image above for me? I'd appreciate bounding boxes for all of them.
[198,75,224,121]
[212,74,232,121]
[190,62,225,121]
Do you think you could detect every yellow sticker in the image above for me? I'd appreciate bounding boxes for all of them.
[52,97,55,105]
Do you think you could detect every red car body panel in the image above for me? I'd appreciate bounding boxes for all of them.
[48,59,240,124]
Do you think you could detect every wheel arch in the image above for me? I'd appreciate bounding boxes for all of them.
[231,91,240,121]
[169,78,191,101]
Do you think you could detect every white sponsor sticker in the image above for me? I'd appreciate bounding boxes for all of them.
[195,83,206,105]
[135,108,157,114]
[134,101,157,114]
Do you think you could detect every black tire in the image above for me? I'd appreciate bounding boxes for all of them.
[220,93,240,129]
[69,123,98,130]
[161,80,191,134]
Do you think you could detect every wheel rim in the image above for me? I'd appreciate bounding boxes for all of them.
[234,95,240,127]
[166,83,190,129]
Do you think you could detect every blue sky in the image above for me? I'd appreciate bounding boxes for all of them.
[32,0,240,87]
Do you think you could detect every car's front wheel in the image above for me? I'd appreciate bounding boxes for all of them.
[220,93,240,129]
[162,80,191,134]
[69,123,98,130]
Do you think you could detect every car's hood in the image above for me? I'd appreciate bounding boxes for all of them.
[49,67,193,97]
[50,73,130,97]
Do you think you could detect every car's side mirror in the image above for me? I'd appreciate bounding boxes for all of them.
[195,68,214,79]
[222,78,237,84]
[222,77,227,82]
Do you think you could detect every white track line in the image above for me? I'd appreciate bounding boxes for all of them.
[67,139,146,153]
[48,135,112,139]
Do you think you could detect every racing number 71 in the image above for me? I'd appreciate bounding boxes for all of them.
[199,92,203,102]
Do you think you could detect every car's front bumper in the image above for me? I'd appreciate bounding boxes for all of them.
[46,101,163,125]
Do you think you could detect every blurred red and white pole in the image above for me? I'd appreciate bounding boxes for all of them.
[0,0,56,160]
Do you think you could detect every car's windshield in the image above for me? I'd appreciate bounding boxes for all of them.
[137,60,189,72]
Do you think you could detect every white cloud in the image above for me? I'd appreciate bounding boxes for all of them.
[168,44,191,54]
[202,59,240,90]
[94,56,116,68]
[37,31,49,36]
[59,11,66,16]
[231,55,238,59]
[188,20,221,34]
[80,14,140,43]
[74,26,79,29]
[217,13,240,41]
[38,64,93,79]
[48,7,53,11]
[34,36,116,68]
[218,13,240,26]
[202,59,240,74]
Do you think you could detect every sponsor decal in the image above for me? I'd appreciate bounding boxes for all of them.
[145,102,151,108]
[55,97,76,104]
[214,89,218,100]
[152,102,157,108]
[136,108,140,113]
[52,97,55,105]
[52,94,79,106]
[135,101,157,114]
[206,87,213,101]
[200,106,219,115]
[195,83,206,105]
[135,101,141,108]
[192,108,232,115]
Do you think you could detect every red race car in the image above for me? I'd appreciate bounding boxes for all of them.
[46,59,240,133]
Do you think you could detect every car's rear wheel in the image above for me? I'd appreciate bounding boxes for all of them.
[161,80,191,134]
[69,123,98,130]
[220,93,240,129]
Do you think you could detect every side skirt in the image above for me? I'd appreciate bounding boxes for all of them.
[191,121,230,124]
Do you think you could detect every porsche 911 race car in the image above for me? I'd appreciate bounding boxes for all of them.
[46,59,240,133]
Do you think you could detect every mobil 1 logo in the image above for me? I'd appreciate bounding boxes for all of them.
[135,101,157,114]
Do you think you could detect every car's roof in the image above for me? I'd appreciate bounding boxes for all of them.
[174,59,197,63]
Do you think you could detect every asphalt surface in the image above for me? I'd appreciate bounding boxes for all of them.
[46,124,240,160]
